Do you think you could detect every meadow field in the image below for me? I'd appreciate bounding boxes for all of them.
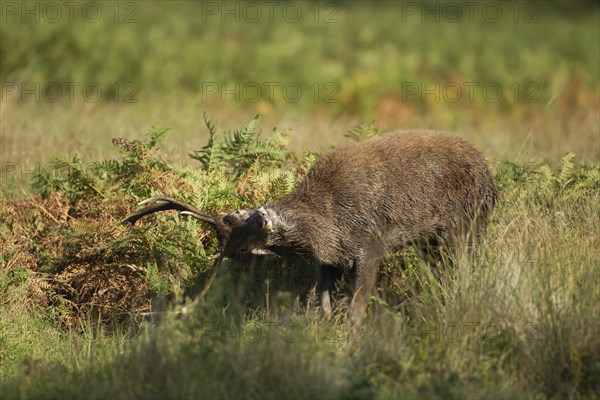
[1,1,599,398]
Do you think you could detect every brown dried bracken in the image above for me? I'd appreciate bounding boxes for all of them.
[3,193,154,328]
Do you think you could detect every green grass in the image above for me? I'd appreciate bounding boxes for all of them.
[1,1,599,398]
[1,117,599,399]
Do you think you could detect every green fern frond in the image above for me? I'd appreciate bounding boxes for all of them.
[190,114,290,179]
[189,112,224,172]
[224,114,262,159]
[147,126,170,149]
[269,169,296,197]
[302,152,318,171]
[32,156,106,204]
[566,164,600,201]
[558,152,576,186]
[535,164,555,184]
[344,120,380,142]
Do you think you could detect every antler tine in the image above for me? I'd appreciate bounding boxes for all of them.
[194,253,224,301]
[119,196,215,225]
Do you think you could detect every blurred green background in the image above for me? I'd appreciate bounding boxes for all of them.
[1,0,599,171]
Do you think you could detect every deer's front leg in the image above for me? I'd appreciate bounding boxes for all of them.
[317,264,341,320]
[348,245,384,334]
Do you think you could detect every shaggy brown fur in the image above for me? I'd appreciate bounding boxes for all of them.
[121,130,498,330]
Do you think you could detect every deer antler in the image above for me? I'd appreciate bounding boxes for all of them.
[119,196,216,225]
